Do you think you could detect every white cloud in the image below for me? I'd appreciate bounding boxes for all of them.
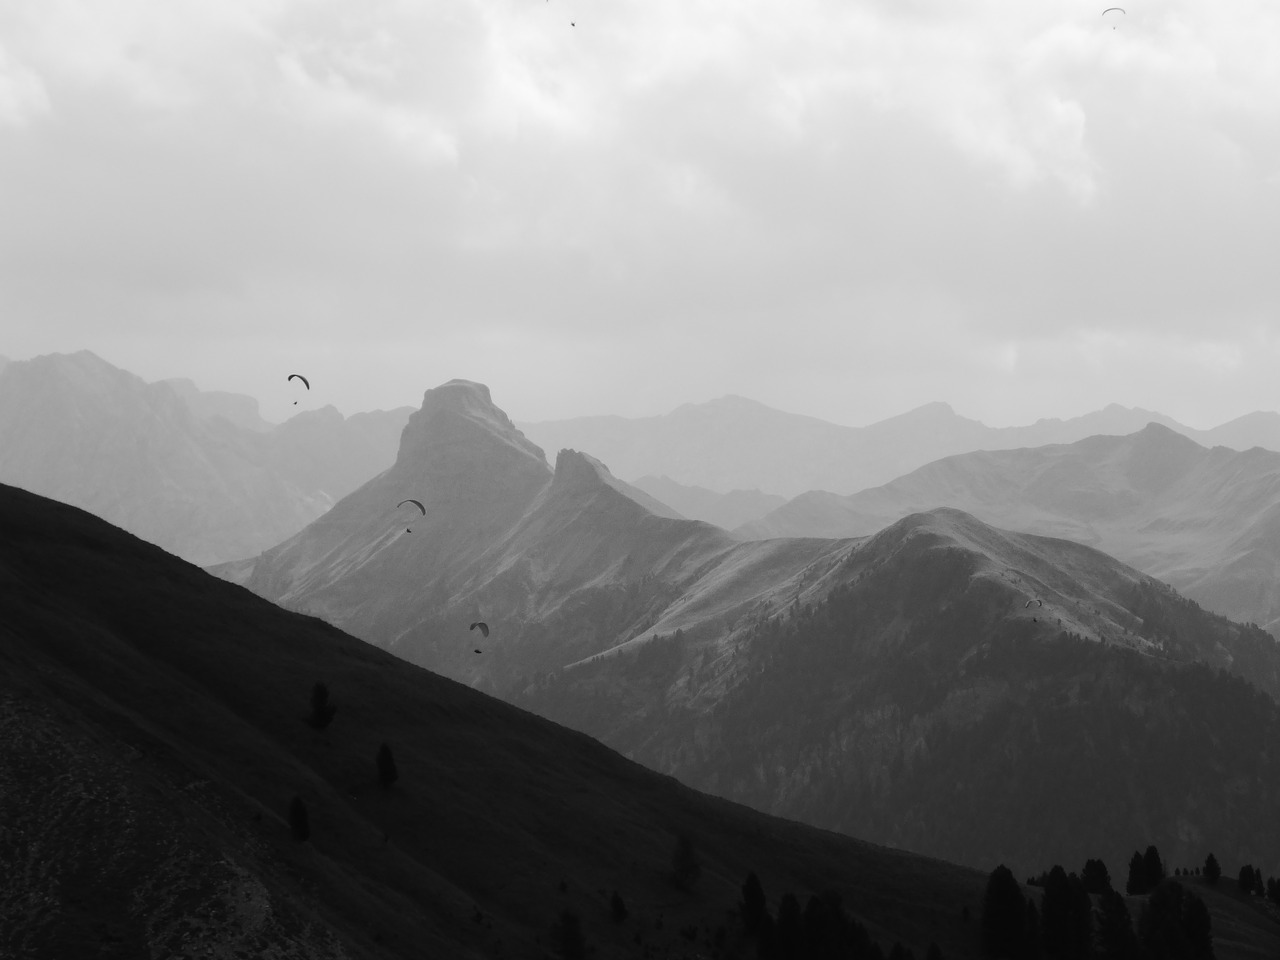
[4,0,1280,424]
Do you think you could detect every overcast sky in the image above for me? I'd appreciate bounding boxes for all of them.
[2,0,1277,427]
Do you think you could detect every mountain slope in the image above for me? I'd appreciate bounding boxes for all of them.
[223,380,852,694]
[0,351,410,565]
[520,508,1280,880]
[738,424,1280,633]
[1,481,1001,959]
[518,398,1218,498]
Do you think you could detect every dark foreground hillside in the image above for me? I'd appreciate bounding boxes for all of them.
[1,482,991,959]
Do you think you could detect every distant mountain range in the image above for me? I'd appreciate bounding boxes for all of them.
[222,380,1280,878]
[0,351,411,565]
[520,397,1280,498]
[737,424,1280,634]
[2,480,1001,959]
[630,475,786,529]
[216,380,852,694]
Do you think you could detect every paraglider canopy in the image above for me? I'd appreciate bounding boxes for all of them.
[287,373,310,404]
[1101,7,1124,28]
[397,498,425,532]
[1024,599,1043,608]
[470,621,490,638]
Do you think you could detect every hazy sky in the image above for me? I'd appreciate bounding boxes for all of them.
[2,0,1277,426]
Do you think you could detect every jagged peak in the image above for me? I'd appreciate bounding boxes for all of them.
[551,449,686,519]
[399,379,548,467]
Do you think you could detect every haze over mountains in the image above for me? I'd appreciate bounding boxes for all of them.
[0,351,411,565]
[3,481,999,959]
[738,424,1280,635]
[520,397,1280,499]
[224,379,1280,881]
[217,379,853,694]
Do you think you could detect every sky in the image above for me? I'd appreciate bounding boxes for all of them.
[2,0,1278,427]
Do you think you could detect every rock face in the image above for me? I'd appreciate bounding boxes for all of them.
[738,423,1280,634]
[0,351,411,565]
[225,380,852,692]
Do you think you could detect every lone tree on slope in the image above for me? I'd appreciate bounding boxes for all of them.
[308,682,337,730]
[376,742,399,789]
[1203,853,1220,887]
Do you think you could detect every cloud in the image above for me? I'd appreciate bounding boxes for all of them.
[2,0,1279,423]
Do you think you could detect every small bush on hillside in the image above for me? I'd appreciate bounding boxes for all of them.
[289,795,310,842]
[307,682,337,730]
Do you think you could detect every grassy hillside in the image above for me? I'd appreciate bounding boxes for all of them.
[1,482,994,959]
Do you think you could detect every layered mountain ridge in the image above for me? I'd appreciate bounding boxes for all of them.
[738,423,1280,633]
[520,397,1280,498]
[0,351,412,565]
[226,381,1280,881]
[222,379,852,692]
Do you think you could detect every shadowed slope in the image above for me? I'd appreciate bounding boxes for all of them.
[1,481,998,959]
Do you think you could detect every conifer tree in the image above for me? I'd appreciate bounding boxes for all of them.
[1142,846,1165,892]
[1125,852,1145,895]
[1082,858,1112,895]
[981,865,1025,959]
[307,682,337,729]
[741,872,768,934]
[376,742,398,789]
[1094,890,1137,960]
[1203,853,1220,886]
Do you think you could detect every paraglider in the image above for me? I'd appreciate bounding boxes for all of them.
[1024,599,1042,608]
[470,621,489,638]
[287,373,310,405]
[1101,7,1124,28]
[397,498,425,533]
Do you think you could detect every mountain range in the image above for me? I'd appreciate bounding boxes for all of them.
[0,351,411,565]
[223,380,1280,882]
[215,380,853,696]
[737,424,1280,634]
[519,397,1280,498]
[2,480,1002,959]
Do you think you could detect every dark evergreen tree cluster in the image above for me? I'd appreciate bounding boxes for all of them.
[739,873,925,960]
[984,852,1214,960]
[1236,864,1263,895]
[1138,881,1213,960]
[1124,847,1165,896]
